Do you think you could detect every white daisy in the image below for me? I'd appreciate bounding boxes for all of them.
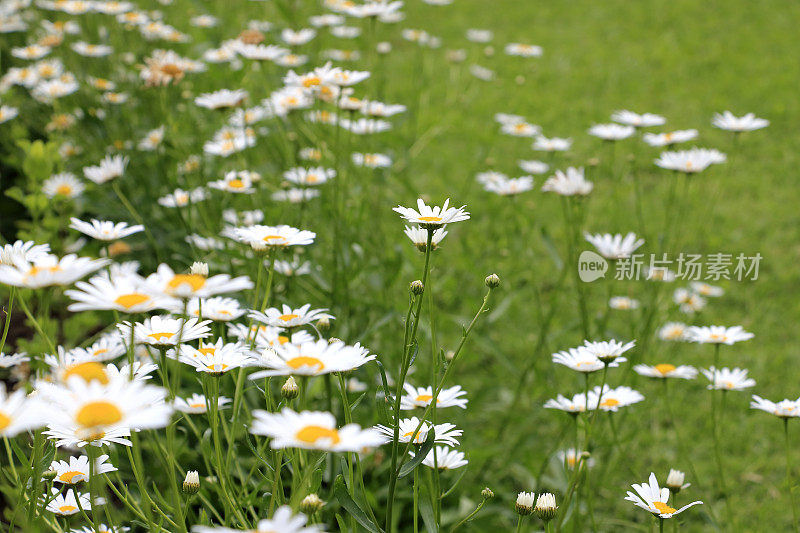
[634,364,697,380]
[588,123,635,140]
[117,316,211,349]
[393,198,470,228]
[410,445,468,470]
[584,232,644,259]
[541,167,593,196]
[685,325,754,345]
[249,304,333,329]
[69,218,144,241]
[174,393,231,414]
[248,339,372,378]
[400,384,468,410]
[625,472,702,518]
[50,454,117,484]
[251,408,384,452]
[701,367,755,391]
[712,111,768,132]
[374,417,462,446]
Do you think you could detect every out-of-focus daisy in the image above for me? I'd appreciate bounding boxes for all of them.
[43,172,84,199]
[685,325,754,345]
[0,352,29,368]
[634,364,697,380]
[271,258,312,277]
[69,218,143,241]
[701,367,755,391]
[645,266,677,282]
[588,123,634,140]
[83,155,128,184]
[283,167,336,186]
[404,226,447,252]
[393,198,469,229]
[50,454,117,484]
[655,148,725,174]
[673,288,706,314]
[584,232,644,260]
[542,167,593,196]
[544,392,589,414]
[195,89,247,110]
[0,105,19,124]
[352,153,392,168]
[249,304,333,330]
[146,264,253,299]
[466,29,493,43]
[0,240,50,265]
[0,253,108,288]
[505,43,543,57]
[271,188,321,203]
[158,187,207,208]
[556,448,595,470]
[518,160,549,174]
[137,126,165,151]
[533,136,571,152]
[375,417,462,446]
[0,384,45,436]
[625,472,702,518]
[643,130,698,147]
[248,339,371,378]
[174,393,231,414]
[410,446,468,470]
[690,282,724,297]
[12,44,51,60]
[117,316,211,349]
[184,297,246,321]
[501,120,540,137]
[712,111,768,132]
[658,322,688,341]
[208,170,257,194]
[611,110,665,128]
[281,28,316,46]
[609,296,639,310]
[484,176,534,196]
[194,506,323,533]
[231,225,316,251]
[251,408,383,452]
[400,384,467,410]
[751,396,800,418]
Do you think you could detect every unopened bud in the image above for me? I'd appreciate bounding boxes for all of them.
[190,262,209,276]
[410,280,424,295]
[485,273,500,289]
[534,493,557,522]
[666,469,688,493]
[481,487,494,500]
[281,376,299,400]
[183,471,200,494]
[42,470,57,481]
[515,491,535,516]
[328,337,342,344]
[300,493,325,514]
[445,350,455,361]
[317,317,331,331]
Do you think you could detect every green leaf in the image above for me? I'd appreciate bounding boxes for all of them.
[333,475,383,533]
[419,485,439,533]
[540,227,564,270]
[398,428,435,479]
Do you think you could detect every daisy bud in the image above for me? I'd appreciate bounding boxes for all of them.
[445,350,455,361]
[317,317,331,331]
[666,469,688,493]
[328,337,342,344]
[300,493,325,515]
[485,273,500,289]
[481,487,494,500]
[534,492,558,522]
[410,280,425,295]
[42,469,57,481]
[190,262,209,276]
[515,491,535,516]
[182,471,200,494]
[281,376,299,401]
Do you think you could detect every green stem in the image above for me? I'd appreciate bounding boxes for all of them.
[785,419,799,532]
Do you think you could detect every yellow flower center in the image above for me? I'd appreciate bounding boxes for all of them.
[277,336,290,344]
[415,394,434,403]
[655,364,676,375]
[303,76,321,88]
[0,412,10,431]
[63,362,109,384]
[228,179,245,189]
[296,425,340,444]
[600,398,619,408]
[58,505,77,514]
[263,235,288,244]
[286,356,325,371]
[653,501,677,514]
[418,216,442,222]
[189,403,205,409]
[56,184,73,196]
[114,293,151,309]
[279,313,299,321]
[198,347,216,356]
[58,470,85,483]
[76,401,123,428]
[402,430,425,442]
[148,332,174,342]
[167,274,207,292]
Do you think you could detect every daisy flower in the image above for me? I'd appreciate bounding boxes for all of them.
[251,408,384,452]
[625,472,702,518]
[69,218,144,241]
[0,384,46,436]
[751,395,800,418]
[588,123,635,140]
[658,322,688,341]
[611,110,666,128]
[552,348,615,373]
[505,43,543,57]
[410,445,468,470]
[501,121,540,137]
[249,304,333,329]
[229,325,314,352]
[117,316,211,349]
[281,28,316,46]
[43,172,84,198]
[404,226,447,252]
[271,189,321,203]
[685,325,754,345]
[146,264,253,299]
[582,339,636,364]
[184,297,246,321]
[174,393,231,414]
[484,176,534,196]
[541,167,593,196]
[400,384,468,410]
[533,136,571,152]
[689,281,724,297]
[283,167,336,186]
[66,274,173,313]
[701,367,756,391]
[0,240,50,265]
[673,288,706,314]
[208,171,257,194]
[178,342,252,375]
[712,111,768,132]
[158,187,207,208]
[137,126,165,151]
[50,454,117,484]
[518,160,550,174]
[643,130,698,147]
[0,105,19,124]
[556,448,595,470]
[194,506,323,533]
[393,198,470,229]
[634,364,697,380]
[44,488,92,516]
[655,148,724,174]
[0,253,108,288]
[83,155,128,184]
[0,352,29,368]
[589,385,644,411]
[374,417,462,446]
[195,89,248,110]
[271,258,312,277]
[544,392,589,414]
[584,232,644,259]
[231,225,316,251]
[248,339,372,378]
[609,296,639,310]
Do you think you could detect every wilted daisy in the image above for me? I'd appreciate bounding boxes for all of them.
[625,472,702,518]
[69,218,143,241]
[541,167,593,196]
[588,123,635,140]
[611,110,666,128]
[712,111,769,132]
[375,417,462,446]
[410,445,468,470]
[43,172,84,199]
[643,129,698,147]
[658,322,688,341]
[589,385,644,411]
[400,384,468,410]
[701,367,756,391]
[249,304,333,329]
[533,136,572,152]
[44,488,93,515]
[195,89,248,110]
[231,225,316,251]
[685,325,754,345]
[609,296,639,310]
[66,274,172,313]
[584,232,644,259]
[146,264,253,299]
[751,396,800,418]
[50,454,117,484]
[83,155,128,184]
[117,316,211,348]
[634,364,697,380]
[251,408,383,452]
[0,384,45,436]
[404,226,447,252]
[174,393,231,414]
[0,253,108,288]
[248,339,372,378]
[393,198,470,229]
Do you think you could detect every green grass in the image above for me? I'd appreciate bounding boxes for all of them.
[2,0,799,530]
